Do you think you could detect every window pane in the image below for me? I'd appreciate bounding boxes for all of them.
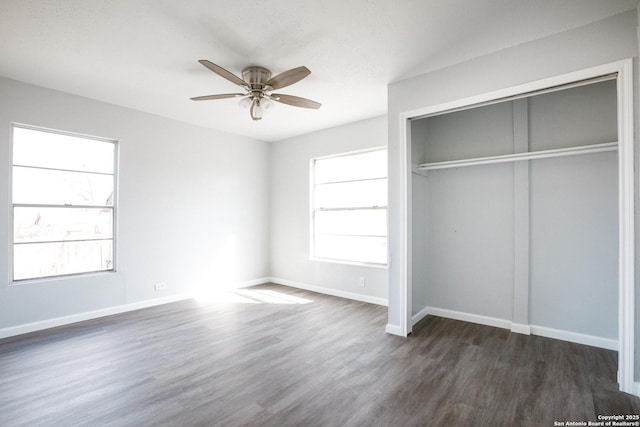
[315,178,387,209]
[315,209,386,236]
[315,149,387,184]
[14,240,113,281]
[311,148,388,265]
[13,127,114,173]
[13,167,114,206]
[314,235,387,264]
[14,207,113,243]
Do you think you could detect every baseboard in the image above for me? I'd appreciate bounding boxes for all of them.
[0,293,192,340]
[510,323,531,335]
[411,306,430,326]
[529,324,618,351]
[269,277,388,306]
[385,323,404,336]
[412,307,616,350]
[0,277,273,340]
[427,306,512,330]
[0,276,383,340]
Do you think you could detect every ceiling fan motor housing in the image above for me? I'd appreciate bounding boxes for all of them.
[242,66,272,90]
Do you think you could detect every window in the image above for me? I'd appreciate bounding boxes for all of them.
[311,148,388,266]
[11,125,116,281]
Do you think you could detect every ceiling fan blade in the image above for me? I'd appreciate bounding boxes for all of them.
[190,93,246,101]
[271,94,321,109]
[266,66,311,90]
[198,60,248,88]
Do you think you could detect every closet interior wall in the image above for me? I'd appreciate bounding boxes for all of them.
[410,80,618,346]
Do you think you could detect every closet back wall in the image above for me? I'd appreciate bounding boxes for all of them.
[411,80,618,344]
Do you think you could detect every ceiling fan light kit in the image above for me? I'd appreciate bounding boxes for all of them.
[191,60,321,121]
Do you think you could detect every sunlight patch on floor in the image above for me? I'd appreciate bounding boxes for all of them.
[236,289,313,305]
[193,287,313,306]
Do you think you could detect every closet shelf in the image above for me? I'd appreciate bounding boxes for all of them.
[416,141,618,172]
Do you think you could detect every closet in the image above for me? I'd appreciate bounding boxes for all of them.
[409,78,618,347]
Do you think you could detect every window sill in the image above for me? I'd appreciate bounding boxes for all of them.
[309,257,388,269]
[10,269,117,286]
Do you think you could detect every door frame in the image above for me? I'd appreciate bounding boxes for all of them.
[396,59,635,394]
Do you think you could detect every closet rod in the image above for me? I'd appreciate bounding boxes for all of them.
[411,73,618,120]
[416,141,618,172]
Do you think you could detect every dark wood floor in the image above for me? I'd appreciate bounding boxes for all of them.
[1,283,639,426]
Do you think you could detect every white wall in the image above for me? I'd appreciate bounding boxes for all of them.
[0,77,270,330]
[270,116,388,305]
[387,10,639,334]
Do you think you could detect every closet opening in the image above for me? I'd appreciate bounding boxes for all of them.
[397,59,634,394]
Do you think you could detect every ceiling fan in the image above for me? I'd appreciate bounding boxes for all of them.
[191,60,321,121]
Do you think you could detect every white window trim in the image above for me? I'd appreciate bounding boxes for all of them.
[9,123,119,284]
[309,146,388,268]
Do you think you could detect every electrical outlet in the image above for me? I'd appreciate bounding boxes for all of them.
[359,277,366,287]
[154,282,166,291]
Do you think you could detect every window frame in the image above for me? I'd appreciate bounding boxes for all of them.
[309,146,388,268]
[10,123,119,283]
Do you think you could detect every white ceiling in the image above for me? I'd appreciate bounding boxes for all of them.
[0,0,637,142]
